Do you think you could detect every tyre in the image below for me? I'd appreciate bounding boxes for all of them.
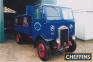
[37,39,50,61]
[16,32,24,44]
[66,38,76,52]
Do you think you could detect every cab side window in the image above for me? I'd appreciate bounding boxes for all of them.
[34,8,41,19]
[16,17,23,25]
[23,17,29,27]
[16,17,30,27]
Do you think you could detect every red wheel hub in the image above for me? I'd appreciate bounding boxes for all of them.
[38,43,46,59]
[66,40,72,48]
[68,41,72,46]
[16,34,20,42]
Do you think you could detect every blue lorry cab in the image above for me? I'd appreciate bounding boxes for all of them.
[15,4,76,61]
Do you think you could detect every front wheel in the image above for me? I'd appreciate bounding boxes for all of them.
[66,38,76,52]
[37,39,50,61]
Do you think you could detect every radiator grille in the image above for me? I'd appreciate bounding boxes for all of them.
[60,29,69,46]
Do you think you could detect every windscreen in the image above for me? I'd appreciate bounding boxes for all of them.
[45,6,61,20]
[62,8,73,20]
[45,6,73,20]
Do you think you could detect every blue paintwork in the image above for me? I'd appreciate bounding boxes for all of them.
[15,4,75,42]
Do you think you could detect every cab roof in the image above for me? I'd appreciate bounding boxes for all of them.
[41,4,72,9]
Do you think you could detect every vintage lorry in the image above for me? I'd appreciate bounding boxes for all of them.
[15,4,76,61]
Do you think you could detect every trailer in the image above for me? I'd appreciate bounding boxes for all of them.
[15,4,76,61]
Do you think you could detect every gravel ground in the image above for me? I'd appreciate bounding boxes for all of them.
[0,40,93,62]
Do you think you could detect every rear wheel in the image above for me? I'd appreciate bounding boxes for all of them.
[66,38,76,52]
[16,32,24,44]
[37,39,50,61]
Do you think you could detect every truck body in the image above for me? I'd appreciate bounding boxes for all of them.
[15,4,76,61]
